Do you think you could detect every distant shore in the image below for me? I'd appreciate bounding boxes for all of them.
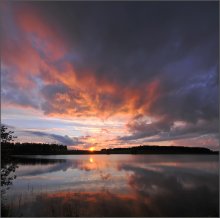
[2,142,218,155]
[65,145,219,155]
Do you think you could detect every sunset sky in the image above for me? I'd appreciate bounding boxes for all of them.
[1,1,219,150]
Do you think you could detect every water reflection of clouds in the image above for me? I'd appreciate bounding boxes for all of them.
[119,162,219,216]
[16,155,126,178]
[8,155,219,216]
[12,156,129,195]
[9,184,219,217]
[10,191,144,217]
[17,162,72,176]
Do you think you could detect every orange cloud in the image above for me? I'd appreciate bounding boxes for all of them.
[2,3,161,122]
[15,6,66,60]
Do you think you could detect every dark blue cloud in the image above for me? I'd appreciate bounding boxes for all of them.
[27,131,82,145]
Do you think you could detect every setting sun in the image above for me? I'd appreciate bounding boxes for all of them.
[89,147,95,152]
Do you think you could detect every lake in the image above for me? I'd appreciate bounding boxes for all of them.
[2,155,219,217]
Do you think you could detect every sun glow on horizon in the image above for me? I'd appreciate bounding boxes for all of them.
[89,147,95,152]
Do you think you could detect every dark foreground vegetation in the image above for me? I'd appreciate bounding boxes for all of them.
[1,142,218,155]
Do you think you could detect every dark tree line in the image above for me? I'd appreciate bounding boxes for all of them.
[2,142,67,155]
[10,142,67,155]
[100,145,217,155]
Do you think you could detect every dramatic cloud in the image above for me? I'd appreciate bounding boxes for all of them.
[119,117,219,142]
[1,1,219,149]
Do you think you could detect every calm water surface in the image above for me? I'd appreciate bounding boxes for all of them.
[4,155,219,217]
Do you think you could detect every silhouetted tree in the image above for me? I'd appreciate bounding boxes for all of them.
[1,125,18,185]
[1,125,17,144]
[1,125,18,216]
